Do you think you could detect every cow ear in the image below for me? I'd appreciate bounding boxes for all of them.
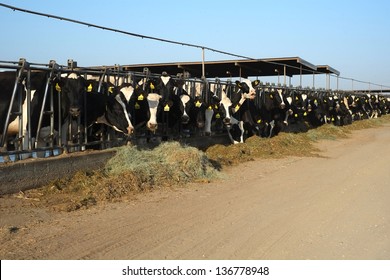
[252,80,260,87]
[235,81,242,88]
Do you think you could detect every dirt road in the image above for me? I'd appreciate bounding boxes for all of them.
[1,125,390,260]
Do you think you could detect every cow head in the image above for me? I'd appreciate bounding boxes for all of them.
[106,85,135,135]
[55,73,86,119]
[127,86,151,129]
[235,79,259,101]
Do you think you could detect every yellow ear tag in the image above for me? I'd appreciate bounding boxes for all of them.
[135,102,140,109]
[55,83,61,92]
[257,119,262,124]
[138,94,144,101]
[215,113,220,119]
[164,104,170,111]
[331,117,335,121]
[235,104,240,111]
[270,94,273,99]
[87,84,93,92]
[108,87,114,93]
[303,112,307,116]
[294,113,298,118]
[215,105,218,109]
[150,83,155,90]
[208,106,213,110]
[195,100,202,107]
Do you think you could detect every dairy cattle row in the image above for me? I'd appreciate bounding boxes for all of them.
[1,69,389,161]
[126,72,390,144]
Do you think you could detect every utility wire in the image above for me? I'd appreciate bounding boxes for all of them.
[0,3,253,60]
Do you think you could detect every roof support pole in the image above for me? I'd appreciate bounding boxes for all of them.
[201,48,205,79]
[283,65,286,86]
[312,72,315,89]
[300,65,302,87]
[326,73,330,90]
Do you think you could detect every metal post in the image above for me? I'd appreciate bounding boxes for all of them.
[201,48,205,79]
[300,65,302,87]
[326,73,330,90]
[312,72,315,89]
[283,65,286,86]
[26,69,32,150]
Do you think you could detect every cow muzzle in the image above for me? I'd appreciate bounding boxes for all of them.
[69,107,81,117]
[181,115,190,124]
[127,126,134,135]
[147,122,158,132]
[223,117,231,125]
[197,121,205,129]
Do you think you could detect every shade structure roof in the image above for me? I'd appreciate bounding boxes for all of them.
[118,57,340,78]
[316,65,340,76]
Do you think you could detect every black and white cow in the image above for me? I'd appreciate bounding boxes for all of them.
[0,70,134,160]
[256,87,286,137]
[220,79,260,144]
[83,80,134,137]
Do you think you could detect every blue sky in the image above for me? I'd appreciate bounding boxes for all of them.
[1,0,389,90]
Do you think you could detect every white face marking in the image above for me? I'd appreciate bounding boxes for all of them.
[204,107,214,134]
[221,92,232,119]
[120,85,134,102]
[67,73,78,79]
[161,76,170,86]
[301,94,307,101]
[114,94,133,131]
[147,93,161,128]
[277,89,285,106]
[286,96,292,105]
[180,95,190,117]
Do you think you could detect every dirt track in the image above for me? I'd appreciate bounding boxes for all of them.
[1,125,390,260]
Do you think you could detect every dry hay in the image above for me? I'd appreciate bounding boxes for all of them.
[23,142,219,211]
[205,132,319,166]
[17,115,390,211]
[105,141,219,186]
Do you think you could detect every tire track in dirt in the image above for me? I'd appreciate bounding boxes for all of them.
[1,125,390,259]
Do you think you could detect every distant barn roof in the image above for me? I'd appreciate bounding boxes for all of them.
[118,57,340,78]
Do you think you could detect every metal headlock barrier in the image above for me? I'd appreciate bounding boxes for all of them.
[2,58,389,163]
[1,4,390,162]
